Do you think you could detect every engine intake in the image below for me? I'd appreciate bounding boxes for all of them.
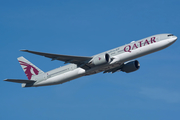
[121,60,140,73]
[91,53,110,66]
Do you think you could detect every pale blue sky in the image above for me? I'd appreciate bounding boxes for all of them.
[1,0,180,120]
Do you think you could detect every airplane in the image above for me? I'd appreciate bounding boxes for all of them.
[4,34,177,87]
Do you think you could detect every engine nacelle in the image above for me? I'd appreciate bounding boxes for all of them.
[121,60,140,73]
[91,53,110,66]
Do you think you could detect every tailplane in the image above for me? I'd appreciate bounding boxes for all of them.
[4,79,36,87]
[17,56,44,80]
[4,79,36,83]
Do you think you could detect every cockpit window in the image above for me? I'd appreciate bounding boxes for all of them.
[168,34,174,37]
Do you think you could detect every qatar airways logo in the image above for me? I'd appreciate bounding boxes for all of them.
[19,61,39,80]
[124,37,156,52]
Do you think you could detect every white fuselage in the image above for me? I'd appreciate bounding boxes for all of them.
[33,34,177,87]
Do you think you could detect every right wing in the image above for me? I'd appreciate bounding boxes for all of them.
[103,64,124,73]
[4,79,36,83]
[21,50,92,65]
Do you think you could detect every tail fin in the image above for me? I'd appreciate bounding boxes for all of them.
[17,56,44,80]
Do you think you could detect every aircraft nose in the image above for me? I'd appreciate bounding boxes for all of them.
[169,36,177,44]
[174,36,178,41]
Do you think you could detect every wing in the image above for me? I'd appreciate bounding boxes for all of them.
[103,64,124,73]
[21,50,92,65]
[4,79,36,83]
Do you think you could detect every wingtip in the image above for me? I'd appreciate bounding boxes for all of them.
[20,49,28,52]
[4,79,11,82]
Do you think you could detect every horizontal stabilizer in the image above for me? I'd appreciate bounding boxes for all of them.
[4,79,36,83]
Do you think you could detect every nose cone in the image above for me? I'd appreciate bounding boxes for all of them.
[169,36,177,44]
[173,36,177,41]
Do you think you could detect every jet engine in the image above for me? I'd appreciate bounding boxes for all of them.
[121,60,140,73]
[90,53,110,66]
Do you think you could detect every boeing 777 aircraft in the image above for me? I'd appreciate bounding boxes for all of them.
[4,34,177,87]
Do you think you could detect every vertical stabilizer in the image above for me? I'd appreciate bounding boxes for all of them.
[17,56,44,80]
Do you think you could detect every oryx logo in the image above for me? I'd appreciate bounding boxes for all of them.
[99,57,101,60]
[19,61,39,80]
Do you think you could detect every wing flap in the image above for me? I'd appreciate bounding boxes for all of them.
[4,79,36,83]
[21,50,92,65]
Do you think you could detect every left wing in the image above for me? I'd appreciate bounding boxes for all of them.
[21,50,92,65]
